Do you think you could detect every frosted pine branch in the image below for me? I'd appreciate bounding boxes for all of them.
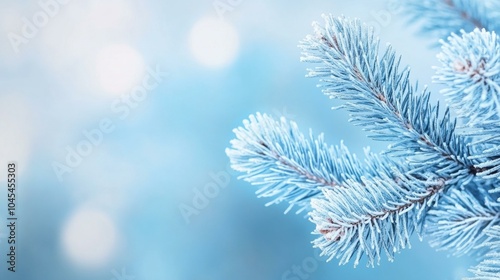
[434,29,500,129]
[227,113,370,213]
[311,173,444,267]
[468,226,500,279]
[226,4,500,278]
[402,0,500,39]
[426,188,500,256]
[300,15,474,181]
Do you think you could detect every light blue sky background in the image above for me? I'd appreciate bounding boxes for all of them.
[0,0,474,279]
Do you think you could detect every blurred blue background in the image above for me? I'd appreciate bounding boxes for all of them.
[0,0,475,279]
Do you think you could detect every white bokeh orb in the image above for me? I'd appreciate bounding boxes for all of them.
[39,0,140,73]
[95,44,146,95]
[189,17,240,68]
[61,207,118,268]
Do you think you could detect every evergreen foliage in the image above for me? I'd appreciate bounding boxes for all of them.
[227,1,500,278]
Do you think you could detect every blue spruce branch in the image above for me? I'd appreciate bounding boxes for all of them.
[432,28,500,179]
[299,15,476,182]
[402,0,500,40]
[226,113,446,266]
[226,113,365,214]
[310,173,444,267]
[425,187,500,256]
[226,3,500,278]
[226,113,414,215]
[468,226,500,279]
[434,29,500,129]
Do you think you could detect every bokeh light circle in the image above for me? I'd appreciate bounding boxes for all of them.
[95,44,146,94]
[61,207,118,267]
[189,17,240,68]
